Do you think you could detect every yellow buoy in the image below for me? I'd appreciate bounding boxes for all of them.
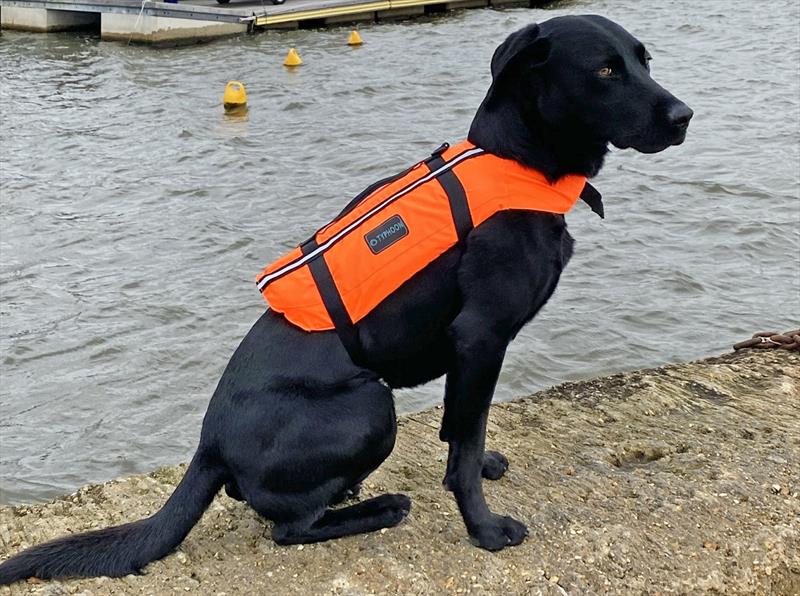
[284,48,303,67]
[347,30,363,46]
[223,81,247,111]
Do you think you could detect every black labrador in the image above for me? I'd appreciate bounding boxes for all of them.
[0,15,692,583]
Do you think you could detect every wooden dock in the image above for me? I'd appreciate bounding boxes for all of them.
[0,0,541,44]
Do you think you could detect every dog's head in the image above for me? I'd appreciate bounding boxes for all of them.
[470,16,693,179]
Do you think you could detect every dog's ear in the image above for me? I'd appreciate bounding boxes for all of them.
[489,23,550,82]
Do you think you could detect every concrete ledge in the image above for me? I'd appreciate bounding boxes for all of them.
[1,350,798,593]
[1,6,99,31]
[101,12,247,43]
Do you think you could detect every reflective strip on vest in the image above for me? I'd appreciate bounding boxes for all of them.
[256,140,587,333]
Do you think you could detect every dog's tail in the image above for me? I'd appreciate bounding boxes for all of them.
[0,451,225,585]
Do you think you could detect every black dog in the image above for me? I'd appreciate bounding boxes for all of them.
[0,15,691,583]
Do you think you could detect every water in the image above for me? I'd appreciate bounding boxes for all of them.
[0,0,798,504]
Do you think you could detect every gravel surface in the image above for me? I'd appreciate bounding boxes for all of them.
[1,350,798,595]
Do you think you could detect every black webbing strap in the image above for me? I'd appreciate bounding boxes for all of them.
[297,143,474,365]
[426,146,474,242]
[300,239,365,365]
[579,182,604,219]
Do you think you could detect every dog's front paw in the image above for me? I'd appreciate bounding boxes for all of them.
[468,514,528,551]
[482,450,509,480]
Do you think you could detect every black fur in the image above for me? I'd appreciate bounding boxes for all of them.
[0,15,692,583]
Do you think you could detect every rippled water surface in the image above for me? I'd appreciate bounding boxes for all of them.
[1,0,798,503]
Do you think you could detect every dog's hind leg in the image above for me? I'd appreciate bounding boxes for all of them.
[271,494,411,545]
[240,376,405,546]
[224,481,245,501]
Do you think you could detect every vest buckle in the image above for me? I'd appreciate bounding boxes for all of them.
[430,142,450,157]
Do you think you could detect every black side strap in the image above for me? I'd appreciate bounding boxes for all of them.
[580,182,605,219]
[301,239,365,365]
[426,153,474,241]
[297,142,475,365]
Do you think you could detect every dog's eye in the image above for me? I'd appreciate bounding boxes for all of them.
[598,67,613,77]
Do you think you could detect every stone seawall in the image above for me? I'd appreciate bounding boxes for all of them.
[1,350,798,595]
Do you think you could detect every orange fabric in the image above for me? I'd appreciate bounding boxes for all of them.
[443,145,587,225]
[256,141,586,331]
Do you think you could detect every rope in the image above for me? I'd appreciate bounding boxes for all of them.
[733,329,800,351]
[128,0,149,45]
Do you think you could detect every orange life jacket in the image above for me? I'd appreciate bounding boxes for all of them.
[256,141,602,358]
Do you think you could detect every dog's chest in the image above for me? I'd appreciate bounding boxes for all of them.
[460,210,574,325]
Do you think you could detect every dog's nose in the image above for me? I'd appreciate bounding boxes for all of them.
[667,103,694,128]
